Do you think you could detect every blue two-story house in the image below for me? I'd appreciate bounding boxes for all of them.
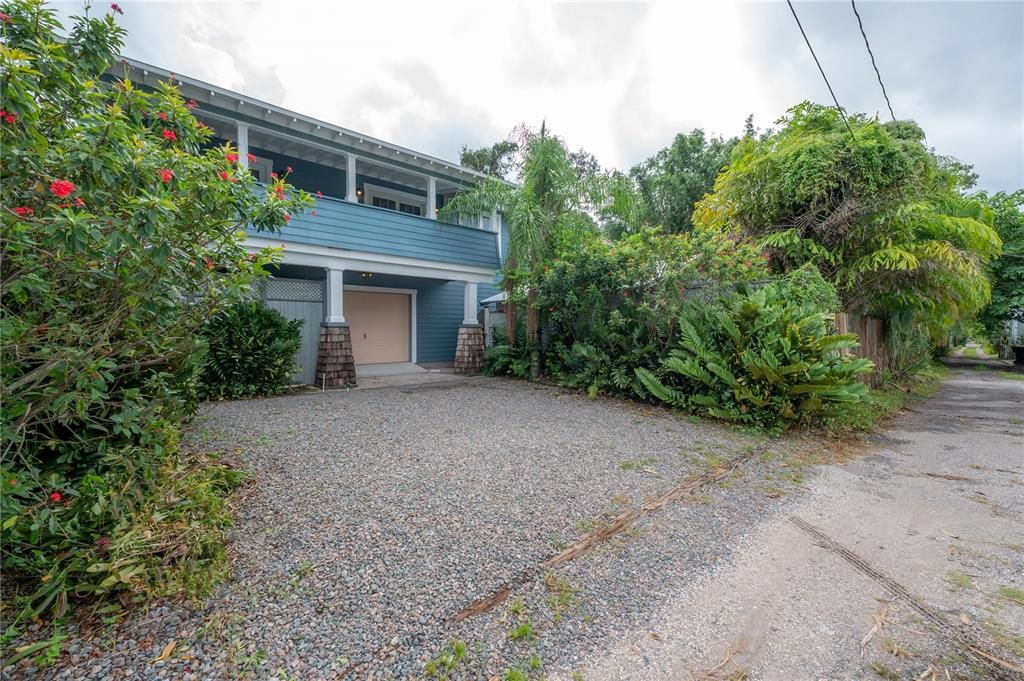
[119,58,507,386]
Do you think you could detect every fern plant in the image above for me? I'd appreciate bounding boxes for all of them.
[636,268,872,430]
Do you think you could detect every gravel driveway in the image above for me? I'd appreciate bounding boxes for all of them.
[11,370,1020,680]
[13,377,779,680]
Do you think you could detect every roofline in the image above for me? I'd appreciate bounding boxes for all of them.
[113,56,514,187]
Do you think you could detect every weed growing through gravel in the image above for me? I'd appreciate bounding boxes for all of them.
[424,639,467,679]
[996,586,1024,605]
[619,457,657,471]
[508,620,535,642]
[946,570,974,590]
[544,571,579,622]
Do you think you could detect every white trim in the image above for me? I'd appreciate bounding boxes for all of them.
[245,236,497,283]
[364,183,426,216]
[346,153,358,203]
[326,268,346,323]
[237,122,249,170]
[117,56,516,187]
[427,177,437,220]
[344,284,417,364]
[463,281,480,325]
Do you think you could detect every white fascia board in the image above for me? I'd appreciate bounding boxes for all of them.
[116,56,515,187]
[245,237,497,284]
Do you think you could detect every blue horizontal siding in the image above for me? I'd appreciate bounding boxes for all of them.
[252,195,499,269]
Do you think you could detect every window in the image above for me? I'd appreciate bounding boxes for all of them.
[366,184,426,217]
[398,203,422,216]
[248,156,274,183]
[372,196,396,211]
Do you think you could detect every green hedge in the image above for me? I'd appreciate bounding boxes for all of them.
[198,302,303,399]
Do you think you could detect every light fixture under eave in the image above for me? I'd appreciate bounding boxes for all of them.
[360,272,373,279]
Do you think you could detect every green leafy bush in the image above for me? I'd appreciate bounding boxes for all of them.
[531,228,769,397]
[0,0,310,635]
[636,268,872,430]
[199,303,303,399]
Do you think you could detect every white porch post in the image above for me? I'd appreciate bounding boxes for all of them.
[237,122,249,171]
[326,268,346,323]
[346,153,358,203]
[463,281,479,325]
[427,176,437,220]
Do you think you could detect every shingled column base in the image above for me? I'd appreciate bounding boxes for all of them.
[454,324,485,375]
[316,323,357,388]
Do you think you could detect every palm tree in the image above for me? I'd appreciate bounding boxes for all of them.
[440,122,597,377]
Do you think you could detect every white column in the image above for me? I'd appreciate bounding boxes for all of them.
[427,177,437,220]
[326,268,346,323]
[237,122,249,171]
[490,208,499,233]
[346,153,358,202]
[462,281,479,325]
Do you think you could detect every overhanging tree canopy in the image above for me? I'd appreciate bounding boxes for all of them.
[694,102,1001,327]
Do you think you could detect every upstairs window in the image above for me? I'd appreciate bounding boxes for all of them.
[372,196,396,211]
[398,203,422,216]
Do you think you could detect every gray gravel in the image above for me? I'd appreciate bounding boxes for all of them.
[6,378,785,679]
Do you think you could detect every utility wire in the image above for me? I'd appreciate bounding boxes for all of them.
[785,0,856,139]
[850,0,896,121]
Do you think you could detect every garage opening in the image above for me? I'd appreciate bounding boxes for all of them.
[345,288,412,364]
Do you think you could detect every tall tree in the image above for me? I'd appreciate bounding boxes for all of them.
[442,123,597,376]
[694,102,1001,332]
[976,190,1024,351]
[629,129,737,233]
[459,139,519,179]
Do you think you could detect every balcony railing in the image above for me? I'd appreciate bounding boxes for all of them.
[248,192,500,269]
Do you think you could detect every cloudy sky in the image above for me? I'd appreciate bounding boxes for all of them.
[56,1,1023,191]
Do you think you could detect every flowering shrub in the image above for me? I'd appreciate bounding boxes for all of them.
[0,0,311,634]
[199,303,303,399]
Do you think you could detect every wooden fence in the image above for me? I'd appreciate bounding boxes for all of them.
[835,312,885,387]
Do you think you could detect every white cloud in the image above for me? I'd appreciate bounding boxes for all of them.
[52,0,1023,191]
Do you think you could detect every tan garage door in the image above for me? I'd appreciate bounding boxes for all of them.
[345,290,411,364]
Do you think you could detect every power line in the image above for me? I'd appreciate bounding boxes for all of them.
[785,0,856,139]
[850,0,896,121]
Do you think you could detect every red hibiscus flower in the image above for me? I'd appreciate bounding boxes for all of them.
[225,152,239,164]
[110,3,123,14]
[2,112,16,124]
[0,12,12,24]
[49,492,62,503]
[285,166,293,174]
[274,186,285,200]
[186,99,198,109]
[158,168,174,183]
[49,179,76,198]
[284,213,291,222]
[162,128,177,141]
[74,197,85,207]
[8,479,15,486]
[218,171,231,181]
[246,153,257,164]
[14,206,33,217]
[197,121,208,130]
[158,111,168,121]
[315,190,323,199]
[203,257,215,270]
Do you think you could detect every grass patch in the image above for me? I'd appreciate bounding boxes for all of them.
[619,457,657,471]
[997,586,1024,605]
[946,570,974,590]
[544,571,579,622]
[994,370,1024,382]
[424,639,468,679]
[507,620,535,642]
[823,363,947,435]
[962,346,981,359]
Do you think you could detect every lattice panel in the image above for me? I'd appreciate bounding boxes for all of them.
[264,278,323,302]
